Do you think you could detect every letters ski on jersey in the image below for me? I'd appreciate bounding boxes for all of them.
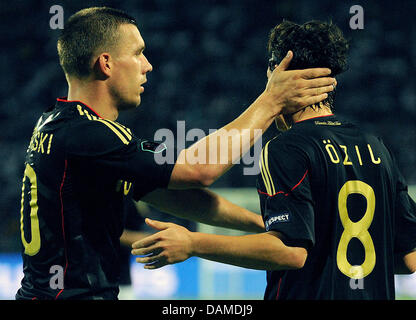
[16,98,174,300]
[257,115,416,300]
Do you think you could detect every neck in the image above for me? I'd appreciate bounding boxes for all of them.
[292,103,333,123]
[67,79,119,120]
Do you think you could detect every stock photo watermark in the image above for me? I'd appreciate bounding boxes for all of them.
[349,5,364,30]
[50,4,365,31]
[49,265,64,290]
[152,121,263,176]
[49,5,64,30]
[349,265,365,290]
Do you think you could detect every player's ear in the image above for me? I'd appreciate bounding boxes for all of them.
[93,53,112,80]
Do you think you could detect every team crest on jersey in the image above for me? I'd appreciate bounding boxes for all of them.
[265,212,290,230]
[140,140,167,154]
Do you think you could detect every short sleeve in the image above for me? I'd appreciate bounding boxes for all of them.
[258,137,315,250]
[66,120,175,199]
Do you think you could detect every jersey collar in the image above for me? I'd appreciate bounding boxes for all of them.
[294,114,335,124]
[56,97,103,119]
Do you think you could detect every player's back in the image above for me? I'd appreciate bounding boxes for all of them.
[303,115,398,299]
[259,115,405,299]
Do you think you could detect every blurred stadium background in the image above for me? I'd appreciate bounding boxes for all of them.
[0,0,415,299]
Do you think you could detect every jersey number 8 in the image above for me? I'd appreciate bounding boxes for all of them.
[336,180,376,279]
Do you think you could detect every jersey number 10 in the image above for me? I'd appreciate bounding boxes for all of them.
[336,180,376,279]
[19,164,41,256]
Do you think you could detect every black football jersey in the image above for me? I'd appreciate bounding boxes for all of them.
[16,98,174,300]
[257,115,416,300]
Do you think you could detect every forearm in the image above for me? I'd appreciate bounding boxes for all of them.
[190,231,304,270]
[132,220,307,270]
[141,188,264,233]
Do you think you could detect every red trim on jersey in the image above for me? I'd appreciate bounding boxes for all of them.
[258,189,285,197]
[289,169,309,192]
[55,289,64,300]
[294,114,334,124]
[275,278,282,300]
[57,97,103,118]
[55,159,69,300]
[258,170,309,197]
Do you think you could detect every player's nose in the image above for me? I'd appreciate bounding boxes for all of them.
[143,54,153,73]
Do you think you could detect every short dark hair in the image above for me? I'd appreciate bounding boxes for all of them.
[267,20,349,108]
[57,7,137,78]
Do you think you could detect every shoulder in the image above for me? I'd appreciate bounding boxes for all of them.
[266,130,310,159]
[261,133,310,185]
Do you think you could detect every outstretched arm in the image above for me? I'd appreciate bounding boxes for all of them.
[131,219,307,271]
[141,188,264,233]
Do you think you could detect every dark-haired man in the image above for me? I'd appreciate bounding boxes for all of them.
[16,8,336,300]
[132,20,416,300]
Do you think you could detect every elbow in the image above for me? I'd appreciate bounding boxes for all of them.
[293,248,308,269]
[174,150,217,188]
[267,232,308,270]
[183,150,221,187]
[405,255,416,274]
[268,247,307,271]
[397,251,416,274]
[187,167,216,188]
[197,171,216,188]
